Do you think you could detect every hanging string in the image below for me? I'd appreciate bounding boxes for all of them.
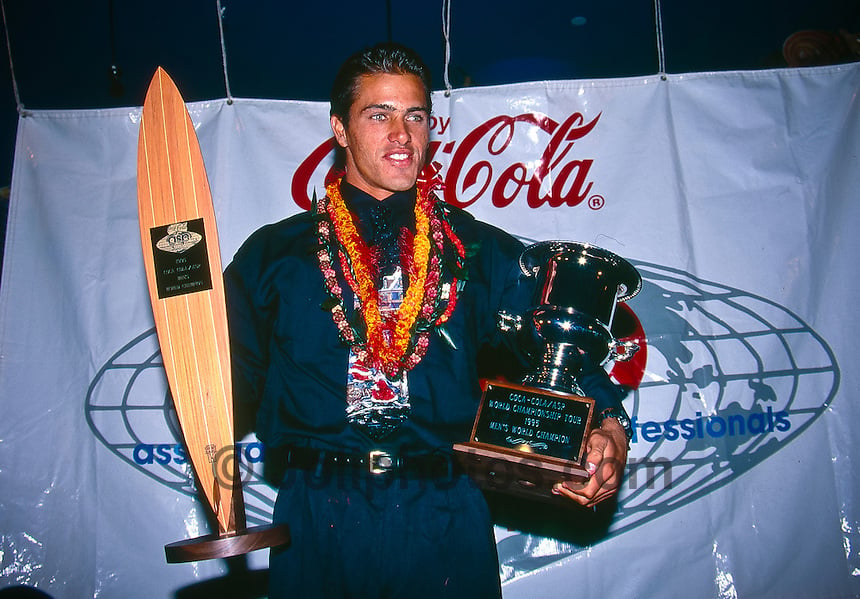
[1,0,24,115]
[107,0,124,98]
[653,0,667,79]
[216,0,234,104]
[441,0,453,96]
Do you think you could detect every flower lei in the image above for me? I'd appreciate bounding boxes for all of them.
[315,176,467,377]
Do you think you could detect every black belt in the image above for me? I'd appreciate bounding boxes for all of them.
[285,447,458,478]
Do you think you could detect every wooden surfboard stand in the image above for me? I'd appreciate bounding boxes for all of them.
[137,67,289,564]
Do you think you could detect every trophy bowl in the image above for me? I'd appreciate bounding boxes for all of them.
[514,241,642,394]
[454,241,641,504]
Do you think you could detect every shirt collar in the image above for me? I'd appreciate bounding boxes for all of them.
[340,181,416,237]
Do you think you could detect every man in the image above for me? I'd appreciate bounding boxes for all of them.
[225,42,630,598]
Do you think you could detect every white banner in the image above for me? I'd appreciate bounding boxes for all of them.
[1,63,858,598]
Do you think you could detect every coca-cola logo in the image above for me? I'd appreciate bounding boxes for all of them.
[291,112,602,211]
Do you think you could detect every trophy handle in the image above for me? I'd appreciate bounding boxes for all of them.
[609,338,640,362]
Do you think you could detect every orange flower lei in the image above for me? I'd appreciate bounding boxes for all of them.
[315,177,466,376]
[326,178,430,366]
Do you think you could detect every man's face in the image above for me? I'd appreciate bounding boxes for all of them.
[331,73,430,200]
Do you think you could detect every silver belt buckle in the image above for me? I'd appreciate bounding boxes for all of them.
[369,450,395,474]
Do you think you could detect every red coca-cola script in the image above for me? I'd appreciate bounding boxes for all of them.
[291,112,601,211]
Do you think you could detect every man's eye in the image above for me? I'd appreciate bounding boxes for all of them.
[370,113,387,121]
[407,113,425,122]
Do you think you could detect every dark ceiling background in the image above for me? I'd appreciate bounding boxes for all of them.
[0,0,857,188]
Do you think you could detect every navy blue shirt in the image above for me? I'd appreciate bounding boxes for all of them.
[225,183,531,456]
[224,183,626,458]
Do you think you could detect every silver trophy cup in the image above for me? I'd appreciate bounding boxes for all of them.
[500,240,642,395]
[453,240,642,504]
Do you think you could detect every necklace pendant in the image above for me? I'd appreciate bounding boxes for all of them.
[345,355,411,440]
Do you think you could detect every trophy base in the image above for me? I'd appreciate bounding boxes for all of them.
[165,523,290,564]
[453,442,589,505]
[453,379,595,506]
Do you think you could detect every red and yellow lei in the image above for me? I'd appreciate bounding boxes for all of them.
[315,177,466,377]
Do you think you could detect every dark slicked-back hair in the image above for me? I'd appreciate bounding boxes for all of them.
[330,42,432,126]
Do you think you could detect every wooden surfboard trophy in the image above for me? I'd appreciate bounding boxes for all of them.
[137,67,289,563]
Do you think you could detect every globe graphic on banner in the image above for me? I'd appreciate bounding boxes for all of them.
[85,260,839,581]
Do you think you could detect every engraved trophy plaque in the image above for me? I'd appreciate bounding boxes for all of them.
[453,241,641,504]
